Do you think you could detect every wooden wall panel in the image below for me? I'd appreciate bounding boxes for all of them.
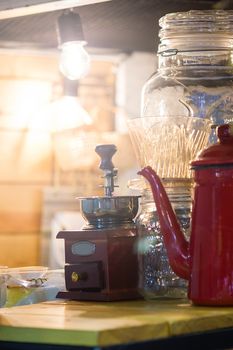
[0,232,39,267]
[0,53,59,80]
[0,185,42,232]
[0,53,117,268]
[0,131,53,182]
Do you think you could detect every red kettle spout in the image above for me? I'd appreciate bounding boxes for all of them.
[138,166,190,280]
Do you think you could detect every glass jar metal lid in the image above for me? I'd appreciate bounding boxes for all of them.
[158,10,233,54]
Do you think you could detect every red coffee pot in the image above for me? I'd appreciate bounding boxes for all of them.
[138,124,233,305]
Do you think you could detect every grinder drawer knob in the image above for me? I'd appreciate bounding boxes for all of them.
[71,271,87,283]
[71,271,79,282]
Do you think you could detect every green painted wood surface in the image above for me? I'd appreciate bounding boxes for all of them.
[0,299,233,347]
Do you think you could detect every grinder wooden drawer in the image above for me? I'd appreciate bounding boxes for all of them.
[65,262,104,290]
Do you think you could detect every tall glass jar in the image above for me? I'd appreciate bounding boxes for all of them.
[142,10,233,142]
[136,182,191,299]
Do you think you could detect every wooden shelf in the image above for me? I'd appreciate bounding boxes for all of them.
[1,298,233,348]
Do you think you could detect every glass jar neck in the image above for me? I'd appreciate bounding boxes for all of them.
[158,50,233,73]
[141,179,192,209]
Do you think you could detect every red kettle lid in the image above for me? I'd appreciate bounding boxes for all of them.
[191,124,233,167]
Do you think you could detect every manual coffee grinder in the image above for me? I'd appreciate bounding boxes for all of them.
[56,144,140,301]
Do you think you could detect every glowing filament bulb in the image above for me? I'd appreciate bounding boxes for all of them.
[59,41,90,80]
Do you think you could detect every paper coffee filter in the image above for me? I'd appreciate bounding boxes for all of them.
[127,116,211,179]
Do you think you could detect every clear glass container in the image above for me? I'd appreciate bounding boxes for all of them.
[142,10,233,142]
[136,182,191,299]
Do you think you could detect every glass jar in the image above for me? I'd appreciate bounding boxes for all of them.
[142,10,233,142]
[136,183,191,299]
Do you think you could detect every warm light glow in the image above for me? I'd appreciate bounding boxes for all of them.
[28,95,92,132]
[0,80,52,129]
[50,96,92,132]
[59,41,90,80]
[27,94,94,171]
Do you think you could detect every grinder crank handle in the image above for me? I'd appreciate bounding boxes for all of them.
[95,144,117,171]
[95,144,117,196]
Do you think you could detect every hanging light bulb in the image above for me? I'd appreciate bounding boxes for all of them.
[56,10,90,80]
[59,41,90,80]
